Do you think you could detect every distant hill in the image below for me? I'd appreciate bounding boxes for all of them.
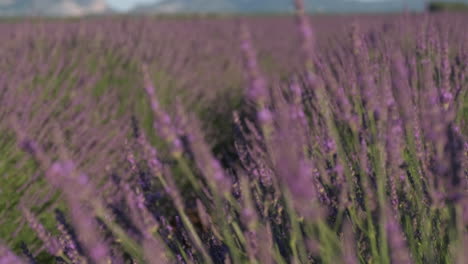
[0,0,112,16]
[2,0,467,17]
[131,0,295,14]
[130,0,427,14]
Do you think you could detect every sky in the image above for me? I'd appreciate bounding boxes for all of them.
[107,0,159,11]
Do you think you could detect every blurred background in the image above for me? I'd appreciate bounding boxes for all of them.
[0,0,467,16]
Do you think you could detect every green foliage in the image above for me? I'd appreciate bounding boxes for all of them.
[427,2,468,12]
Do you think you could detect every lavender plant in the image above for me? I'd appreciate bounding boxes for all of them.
[0,2,466,264]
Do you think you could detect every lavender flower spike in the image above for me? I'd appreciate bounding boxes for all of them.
[0,243,27,264]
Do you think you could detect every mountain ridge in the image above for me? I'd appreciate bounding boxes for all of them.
[130,0,426,14]
[2,0,467,16]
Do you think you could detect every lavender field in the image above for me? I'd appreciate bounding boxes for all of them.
[0,6,467,264]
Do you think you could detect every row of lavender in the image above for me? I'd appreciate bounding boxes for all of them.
[1,5,467,264]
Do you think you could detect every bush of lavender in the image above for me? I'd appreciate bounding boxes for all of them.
[0,1,467,263]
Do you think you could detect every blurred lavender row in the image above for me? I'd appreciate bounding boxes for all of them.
[0,4,467,264]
